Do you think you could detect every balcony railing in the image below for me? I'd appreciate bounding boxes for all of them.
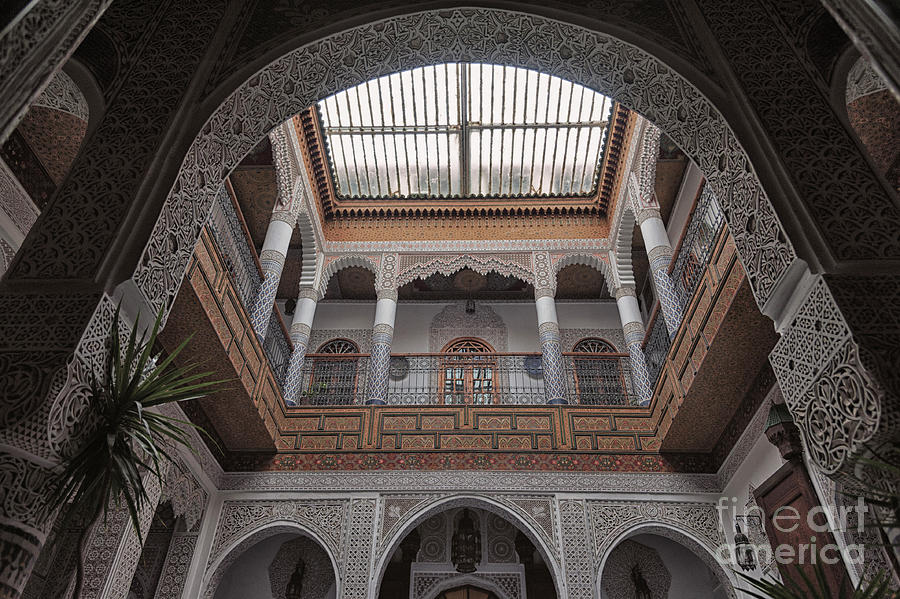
[208,186,262,308]
[263,313,292,389]
[290,352,635,406]
[642,184,726,388]
[643,306,670,387]
[670,184,725,308]
[208,184,293,393]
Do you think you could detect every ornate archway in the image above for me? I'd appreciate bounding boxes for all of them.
[134,8,795,319]
[202,521,341,599]
[373,494,564,599]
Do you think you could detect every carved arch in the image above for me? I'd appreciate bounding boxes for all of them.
[134,7,796,317]
[372,494,563,599]
[318,254,378,295]
[596,522,737,599]
[553,253,615,295]
[396,255,535,288]
[202,521,341,599]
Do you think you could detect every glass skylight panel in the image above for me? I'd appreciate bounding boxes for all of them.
[318,63,613,199]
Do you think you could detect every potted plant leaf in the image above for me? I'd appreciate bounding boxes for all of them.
[44,306,223,598]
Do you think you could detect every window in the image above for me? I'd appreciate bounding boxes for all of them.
[308,339,360,405]
[572,338,627,406]
[440,338,496,405]
[318,63,614,199]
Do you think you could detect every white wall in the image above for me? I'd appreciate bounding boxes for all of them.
[310,300,622,353]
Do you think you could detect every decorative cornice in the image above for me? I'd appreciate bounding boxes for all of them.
[298,101,633,220]
[216,470,721,493]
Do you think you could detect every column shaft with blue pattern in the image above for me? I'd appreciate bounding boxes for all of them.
[535,288,567,404]
[282,287,319,406]
[366,289,397,405]
[249,211,296,339]
[615,286,653,405]
[638,208,683,339]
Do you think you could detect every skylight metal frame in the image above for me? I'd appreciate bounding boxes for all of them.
[318,63,615,201]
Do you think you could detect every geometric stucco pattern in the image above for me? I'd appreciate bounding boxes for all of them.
[698,0,900,263]
[136,8,796,318]
[208,500,348,568]
[769,277,885,476]
[589,500,725,562]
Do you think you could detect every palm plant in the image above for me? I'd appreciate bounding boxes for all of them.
[738,565,897,599]
[45,306,222,598]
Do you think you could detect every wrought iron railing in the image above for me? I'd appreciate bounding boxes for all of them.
[290,352,634,406]
[670,184,725,308]
[643,307,670,387]
[642,184,726,388]
[207,186,262,308]
[263,313,292,390]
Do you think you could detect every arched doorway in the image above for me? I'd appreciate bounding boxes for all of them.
[437,586,499,599]
[440,338,496,405]
[571,337,628,405]
[307,338,361,405]
[375,496,561,599]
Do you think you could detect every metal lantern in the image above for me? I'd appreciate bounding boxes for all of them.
[451,509,482,573]
[285,558,305,599]
[734,522,757,571]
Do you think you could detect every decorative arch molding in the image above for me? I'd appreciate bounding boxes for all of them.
[372,494,564,599]
[845,56,889,105]
[396,253,535,288]
[31,69,89,123]
[552,252,615,295]
[593,516,736,599]
[318,254,379,294]
[202,521,342,599]
[133,7,796,319]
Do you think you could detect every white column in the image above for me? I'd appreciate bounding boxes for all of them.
[638,208,683,338]
[282,286,319,406]
[535,289,567,404]
[366,289,397,405]
[249,211,296,339]
[615,286,653,405]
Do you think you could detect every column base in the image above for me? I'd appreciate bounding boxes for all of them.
[365,398,387,406]
[547,398,569,405]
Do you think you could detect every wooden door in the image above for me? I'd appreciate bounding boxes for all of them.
[437,586,498,599]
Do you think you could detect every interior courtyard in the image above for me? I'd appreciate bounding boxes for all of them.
[0,1,899,598]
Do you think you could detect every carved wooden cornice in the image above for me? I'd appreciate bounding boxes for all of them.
[293,104,635,222]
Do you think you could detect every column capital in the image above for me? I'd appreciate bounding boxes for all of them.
[636,207,662,226]
[270,210,297,227]
[615,286,637,300]
[534,287,556,300]
[376,288,398,302]
[297,286,321,302]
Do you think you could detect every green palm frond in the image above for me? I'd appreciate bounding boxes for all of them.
[738,564,897,599]
[45,304,225,598]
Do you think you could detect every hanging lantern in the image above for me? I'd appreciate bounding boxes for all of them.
[734,522,757,571]
[285,558,305,599]
[451,509,482,573]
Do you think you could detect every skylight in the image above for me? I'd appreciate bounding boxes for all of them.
[317,64,614,199]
